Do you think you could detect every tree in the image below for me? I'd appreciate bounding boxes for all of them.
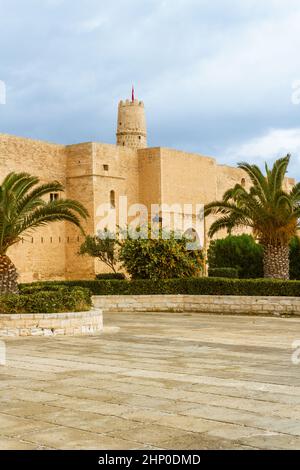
[0,172,88,294]
[119,227,204,279]
[79,231,119,274]
[205,155,300,279]
[207,235,263,278]
[290,236,300,280]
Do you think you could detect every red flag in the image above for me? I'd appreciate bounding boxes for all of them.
[132,85,135,102]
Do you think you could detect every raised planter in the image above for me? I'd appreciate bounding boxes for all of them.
[0,309,103,337]
[93,295,300,316]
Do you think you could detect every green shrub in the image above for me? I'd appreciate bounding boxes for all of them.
[290,237,300,280]
[208,267,239,278]
[20,278,300,297]
[95,273,126,280]
[119,227,204,279]
[19,284,64,294]
[207,235,263,279]
[79,232,119,274]
[0,287,91,314]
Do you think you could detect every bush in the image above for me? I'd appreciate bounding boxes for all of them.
[207,235,263,278]
[208,267,239,278]
[79,232,119,274]
[0,287,91,314]
[19,284,65,294]
[119,228,204,279]
[95,273,126,280]
[290,237,300,280]
[20,278,300,297]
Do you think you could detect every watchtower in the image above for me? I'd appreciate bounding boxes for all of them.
[116,87,147,149]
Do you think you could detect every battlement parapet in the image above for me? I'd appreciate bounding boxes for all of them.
[118,100,144,108]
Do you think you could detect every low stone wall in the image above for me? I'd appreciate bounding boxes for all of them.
[93,295,300,316]
[0,309,103,337]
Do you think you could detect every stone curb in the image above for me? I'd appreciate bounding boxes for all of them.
[0,308,103,337]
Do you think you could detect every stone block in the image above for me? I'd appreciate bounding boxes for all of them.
[43,329,54,337]
[30,328,43,336]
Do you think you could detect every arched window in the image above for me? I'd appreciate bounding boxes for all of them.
[110,190,116,209]
[241,178,246,187]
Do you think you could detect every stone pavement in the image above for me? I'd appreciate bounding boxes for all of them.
[1,312,300,449]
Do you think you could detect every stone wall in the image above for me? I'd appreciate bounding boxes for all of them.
[65,143,96,279]
[0,133,67,282]
[138,147,162,210]
[0,309,103,337]
[92,143,140,275]
[93,295,300,316]
[0,104,296,282]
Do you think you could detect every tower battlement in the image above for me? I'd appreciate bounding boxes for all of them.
[118,99,145,108]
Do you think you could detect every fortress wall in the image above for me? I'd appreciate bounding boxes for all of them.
[64,143,140,278]
[138,148,162,214]
[216,164,247,199]
[0,129,297,282]
[65,143,96,279]
[158,148,218,245]
[0,133,66,180]
[136,147,249,245]
[159,148,218,205]
[0,134,67,282]
[92,144,139,274]
[92,144,140,217]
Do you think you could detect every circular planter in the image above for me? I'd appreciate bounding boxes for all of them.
[0,309,103,337]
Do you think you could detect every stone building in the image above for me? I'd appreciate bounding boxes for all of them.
[0,94,295,282]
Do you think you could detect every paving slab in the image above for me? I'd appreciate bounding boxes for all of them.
[1,312,300,449]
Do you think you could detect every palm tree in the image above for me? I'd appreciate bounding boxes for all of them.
[0,172,89,294]
[205,155,300,279]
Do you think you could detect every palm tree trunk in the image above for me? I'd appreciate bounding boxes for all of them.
[0,255,19,295]
[263,243,289,279]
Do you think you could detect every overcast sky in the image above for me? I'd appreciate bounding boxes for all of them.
[1,0,300,179]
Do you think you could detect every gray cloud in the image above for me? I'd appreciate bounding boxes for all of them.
[1,0,300,178]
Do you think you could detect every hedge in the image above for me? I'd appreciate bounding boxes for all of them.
[20,278,300,297]
[208,267,239,279]
[95,273,126,280]
[19,284,66,294]
[0,287,91,314]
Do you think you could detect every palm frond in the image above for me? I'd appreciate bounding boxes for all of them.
[208,214,252,238]
[270,154,290,196]
[16,181,64,215]
[0,172,89,254]
[289,182,300,204]
[206,156,298,244]
[237,161,269,202]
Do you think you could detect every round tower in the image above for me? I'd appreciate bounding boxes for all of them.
[116,90,147,149]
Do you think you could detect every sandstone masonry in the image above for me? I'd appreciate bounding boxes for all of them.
[0,309,103,337]
[0,94,295,282]
[93,295,300,316]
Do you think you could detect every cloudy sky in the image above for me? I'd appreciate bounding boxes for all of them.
[1,0,300,178]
